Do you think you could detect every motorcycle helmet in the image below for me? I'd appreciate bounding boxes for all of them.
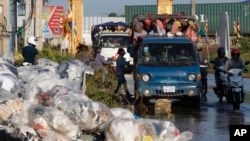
[27,36,37,46]
[217,47,225,57]
[217,47,225,54]
[231,48,240,58]
[117,48,126,55]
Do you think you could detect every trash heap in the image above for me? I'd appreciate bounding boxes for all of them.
[0,53,193,141]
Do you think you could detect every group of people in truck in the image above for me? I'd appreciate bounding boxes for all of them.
[132,14,199,43]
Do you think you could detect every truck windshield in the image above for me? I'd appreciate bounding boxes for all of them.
[138,43,198,66]
[100,36,130,48]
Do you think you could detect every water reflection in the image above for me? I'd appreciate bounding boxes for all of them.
[126,74,250,141]
[143,99,248,141]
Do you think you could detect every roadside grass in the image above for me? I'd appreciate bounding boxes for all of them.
[244,92,250,104]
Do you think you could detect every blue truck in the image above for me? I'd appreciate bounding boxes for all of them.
[129,14,202,116]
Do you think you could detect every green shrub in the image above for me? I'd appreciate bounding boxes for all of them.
[38,47,124,108]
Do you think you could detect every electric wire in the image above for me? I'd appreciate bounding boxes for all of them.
[0,0,34,38]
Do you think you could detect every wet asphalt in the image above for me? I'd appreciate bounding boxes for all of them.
[125,73,250,141]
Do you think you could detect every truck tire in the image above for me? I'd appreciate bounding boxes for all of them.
[133,96,146,117]
[192,96,200,108]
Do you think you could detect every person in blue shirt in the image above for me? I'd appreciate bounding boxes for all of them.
[22,36,39,65]
[114,48,132,98]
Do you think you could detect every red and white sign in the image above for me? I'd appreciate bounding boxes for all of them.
[46,6,64,36]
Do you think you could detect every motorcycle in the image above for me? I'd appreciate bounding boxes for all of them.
[215,61,249,110]
[226,68,247,110]
[213,65,228,102]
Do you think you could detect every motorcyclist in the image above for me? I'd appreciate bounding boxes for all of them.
[224,48,248,109]
[224,48,248,72]
[213,47,228,88]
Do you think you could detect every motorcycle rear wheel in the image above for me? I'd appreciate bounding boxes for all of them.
[233,103,240,110]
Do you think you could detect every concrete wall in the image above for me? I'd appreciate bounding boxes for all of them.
[0,0,10,54]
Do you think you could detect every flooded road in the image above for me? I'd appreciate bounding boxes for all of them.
[126,73,250,141]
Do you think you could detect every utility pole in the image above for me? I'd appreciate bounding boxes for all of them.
[12,0,18,52]
[191,0,196,16]
[69,0,83,54]
[157,0,173,14]
[24,0,32,47]
[35,0,43,50]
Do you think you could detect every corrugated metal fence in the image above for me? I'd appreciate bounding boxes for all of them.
[125,2,250,35]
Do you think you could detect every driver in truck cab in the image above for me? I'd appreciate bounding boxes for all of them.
[175,48,190,60]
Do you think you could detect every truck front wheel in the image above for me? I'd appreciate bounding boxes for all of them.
[192,96,200,108]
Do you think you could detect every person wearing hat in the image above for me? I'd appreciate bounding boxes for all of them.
[22,36,39,65]
[167,20,183,37]
[113,48,132,98]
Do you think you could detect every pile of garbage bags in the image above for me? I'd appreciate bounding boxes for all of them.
[0,53,193,141]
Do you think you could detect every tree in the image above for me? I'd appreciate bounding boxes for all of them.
[108,12,118,17]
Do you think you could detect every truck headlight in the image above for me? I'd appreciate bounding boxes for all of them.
[144,90,150,96]
[188,73,196,81]
[142,74,150,82]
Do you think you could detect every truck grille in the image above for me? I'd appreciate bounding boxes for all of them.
[155,90,184,96]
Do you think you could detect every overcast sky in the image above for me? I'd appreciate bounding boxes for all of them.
[48,0,244,16]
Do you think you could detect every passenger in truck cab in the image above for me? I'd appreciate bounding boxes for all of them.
[104,38,114,47]
[143,52,157,62]
[113,39,120,47]
[158,49,174,61]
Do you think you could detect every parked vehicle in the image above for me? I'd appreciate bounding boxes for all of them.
[129,14,202,116]
[91,22,133,72]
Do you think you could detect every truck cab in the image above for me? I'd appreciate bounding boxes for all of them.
[130,14,202,109]
[91,22,133,70]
